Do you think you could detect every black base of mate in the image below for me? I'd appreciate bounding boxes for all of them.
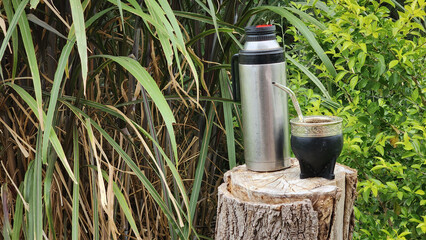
[291,134,343,180]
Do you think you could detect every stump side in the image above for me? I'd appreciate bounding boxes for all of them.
[216,184,319,240]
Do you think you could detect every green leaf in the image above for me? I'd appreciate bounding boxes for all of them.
[359,43,367,53]
[69,0,88,93]
[348,57,356,70]
[371,165,386,171]
[29,0,39,9]
[386,181,398,191]
[357,51,366,68]
[371,185,378,197]
[389,60,399,69]
[349,75,359,90]
[375,54,386,76]
[335,71,347,83]
[397,191,403,200]
[415,190,425,195]
[367,102,379,114]
[375,145,384,156]
[412,88,419,101]
[363,187,371,202]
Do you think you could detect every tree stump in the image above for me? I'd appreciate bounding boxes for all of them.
[215,159,357,240]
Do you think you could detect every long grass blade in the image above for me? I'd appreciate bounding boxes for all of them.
[27,14,68,40]
[255,6,337,77]
[186,28,235,47]
[11,0,44,129]
[55,97,193,235]
[23,160,34,238]
[41,36,75,165]
[11,184,24,240]
[116,0,125,32]
[206,0,223,50]
[85,118,108,211]
[106,106,188,231]
[0,0,25,82]
[32,132,43,240]
[189,106,215,221]
[174,11,244,31]
[43,147,57,239]
[87,166,142,240]
[112,0,200,99]
[284,7,326,30]
[72,126,80,240]
[0,0,24,58]
[5,83,77,183]
[219,70,236,169]
[69,0,88,93]
[286,53,331,99]
[96,55,179,162]
[62,102,186,238]
[91,156,99,240]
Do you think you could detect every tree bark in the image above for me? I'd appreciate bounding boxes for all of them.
[215,160,357,240]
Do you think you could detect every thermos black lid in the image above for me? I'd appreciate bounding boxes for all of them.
[245,25,277,41]
[239,24,283,64]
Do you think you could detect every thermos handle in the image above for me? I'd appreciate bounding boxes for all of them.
[231,54,240,102]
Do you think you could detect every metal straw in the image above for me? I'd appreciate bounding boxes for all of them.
[272,82,304,122]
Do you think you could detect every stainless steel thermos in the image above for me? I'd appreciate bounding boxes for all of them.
[232,25,291,171]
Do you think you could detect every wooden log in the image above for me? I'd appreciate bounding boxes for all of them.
[215,160,357,240]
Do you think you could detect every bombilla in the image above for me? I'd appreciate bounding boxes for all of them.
[272,82,304,122]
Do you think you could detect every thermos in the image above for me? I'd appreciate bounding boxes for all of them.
[232,25,291,171]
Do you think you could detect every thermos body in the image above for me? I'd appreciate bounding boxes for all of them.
[232,25,291,171]
[239,63,291,171]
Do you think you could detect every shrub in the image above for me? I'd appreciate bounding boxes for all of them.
[285,0,425,238]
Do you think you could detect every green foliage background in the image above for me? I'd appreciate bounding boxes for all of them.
[286,0,425,238]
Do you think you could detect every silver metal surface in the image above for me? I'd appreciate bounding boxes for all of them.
[243,40,281,51]
[290,116,342,137]
[239,63,291,171]
[272,82,304,122]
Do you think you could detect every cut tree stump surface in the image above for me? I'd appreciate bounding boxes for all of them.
[215,159,357,240]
